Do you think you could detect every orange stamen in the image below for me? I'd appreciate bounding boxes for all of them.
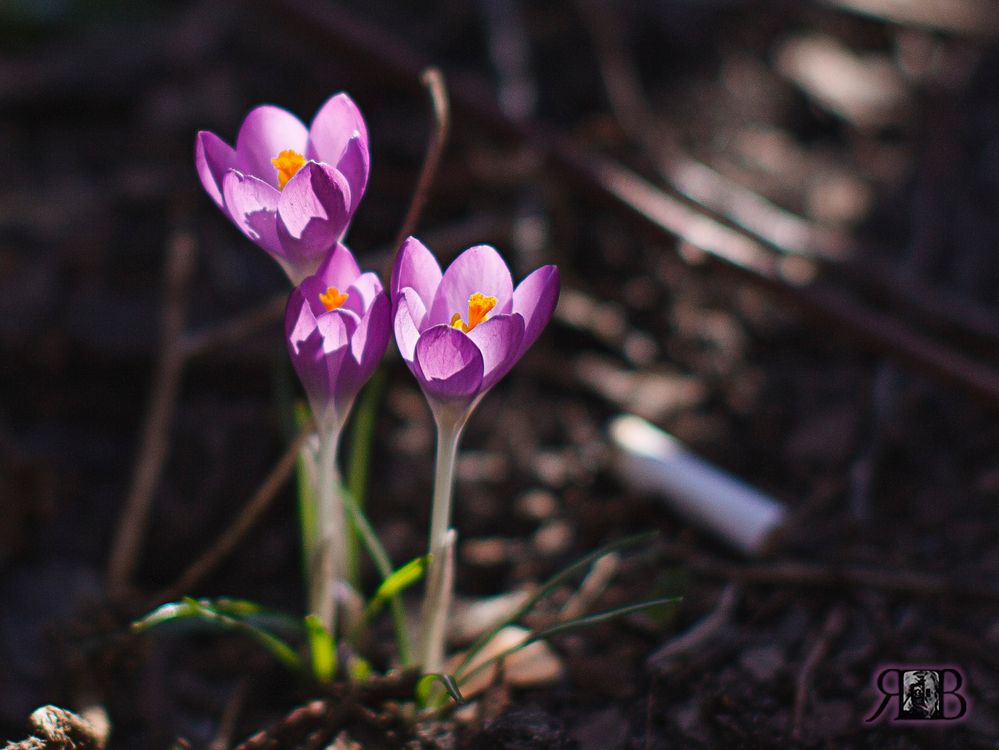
[319,287,349,311]
[271,149,307,189]
[450,292,497,333]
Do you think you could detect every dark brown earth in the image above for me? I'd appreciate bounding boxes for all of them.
[2,1,998,748]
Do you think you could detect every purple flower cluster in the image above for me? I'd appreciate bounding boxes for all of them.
[196,92,559,434]
[196,93,369,284]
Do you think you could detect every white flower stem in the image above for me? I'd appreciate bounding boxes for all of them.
[417,417,463,674]
[310,429,347,637]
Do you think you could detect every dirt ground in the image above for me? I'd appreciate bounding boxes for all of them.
[2,0,998,748]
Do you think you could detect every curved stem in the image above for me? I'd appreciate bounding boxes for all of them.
[417,418,463,673]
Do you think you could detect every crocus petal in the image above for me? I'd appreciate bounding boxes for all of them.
[466,313,525,392]
[336,135,369,218]
[512,265,560,358]
[195,131,237,210]
[285,298,349,430]
[307,93,368,165]
[350,291,390,372]
[235,105,309,187]
[391,236,443,310]
[222,170,284,259]
[343,271,383,317]
[275,162,351,267]
[307,93,369,216]
[413,325,484,405]
[393,286,427,363]
[427,245,514,327]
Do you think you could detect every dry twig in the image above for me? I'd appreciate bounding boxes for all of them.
[106,229,197,592]
[391,67,451,255]
[791,606,848,741]
[156,418,314,600]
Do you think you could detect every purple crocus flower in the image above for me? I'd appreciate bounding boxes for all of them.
[286,243,390,433]
[391,236,560,425]
[196,92,370,284]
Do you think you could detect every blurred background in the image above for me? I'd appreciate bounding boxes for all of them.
[1,0,998,747]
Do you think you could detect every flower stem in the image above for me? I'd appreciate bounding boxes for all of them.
[310,430,347,638]
[417,418,463,674]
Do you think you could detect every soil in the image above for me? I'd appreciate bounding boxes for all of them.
[1,0,998,748]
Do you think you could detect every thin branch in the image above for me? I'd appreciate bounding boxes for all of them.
[182,293,287,359]
[391,67,451,255]
[156,419,314,601]
[792,605,848,741]
[646,584,739,673]
[685,556,999,602]
[106,229,197,592]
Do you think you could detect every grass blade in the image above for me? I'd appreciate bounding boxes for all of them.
[134,597,304,675]
[304,614,338,683]
[454,531,659,676]
[416,672,465,706]
[457,595,681,685]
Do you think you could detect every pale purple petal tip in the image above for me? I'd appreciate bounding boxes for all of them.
[337,135,370,217]
[413,325,484,404]
[513,265,560,358]
[393,287,427,363]
[307,92,369,164]
[195,131,237,210]
[428,245,515,327]
[391,236,443,309]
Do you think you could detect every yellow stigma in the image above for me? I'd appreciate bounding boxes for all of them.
[319,287,349,311]
[271,149,307,189]
[450,292,497,333]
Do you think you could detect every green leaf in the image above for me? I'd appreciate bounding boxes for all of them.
[454,531,660,678]
[348,656,372,684]
[304,614,337,683]
[365,554,429,621]
[416,673,465,706]
[133,597,303,675]
[458,596,681,686]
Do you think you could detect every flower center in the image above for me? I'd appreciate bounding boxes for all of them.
[319,286,349,311]
[450,292,497,333]
[271,149,307,189]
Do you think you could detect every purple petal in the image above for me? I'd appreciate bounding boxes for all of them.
[307,94,369,217]
[427,245,514,327]
[296,243,362,317]
[349,291,390,374]
[307,93,368,165]
[512,265,560,358]
[235,105,308,187]
[222,170,284,258]
[336,135,369,218]
[285,295,344,428]
[393,287,427,363]
[343,271,383,317]
[413,325,484,404]
[195,131,237,210]
[316,307,360,353]
[466,313,525,391]
[276,162,351,267]
[316,242,363,287]
[391,236,443,310]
